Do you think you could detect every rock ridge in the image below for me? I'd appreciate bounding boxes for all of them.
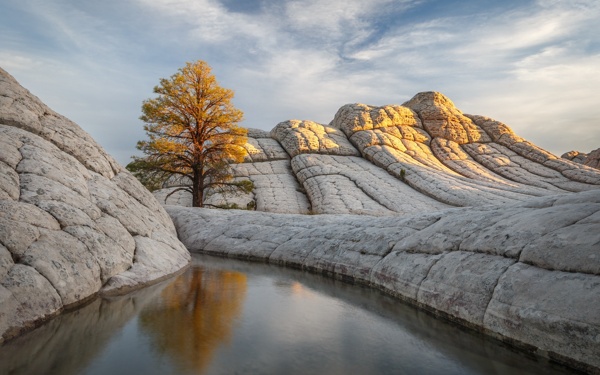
[2,64,598,373]
[562,148,600,169]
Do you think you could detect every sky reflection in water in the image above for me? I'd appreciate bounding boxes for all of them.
[0,254,577,375]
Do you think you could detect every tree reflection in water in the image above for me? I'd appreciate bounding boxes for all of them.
[138,267,247,374]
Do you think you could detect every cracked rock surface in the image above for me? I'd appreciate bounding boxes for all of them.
[159,129,312,214]
[6,61,597,372]
[0,68,190,343]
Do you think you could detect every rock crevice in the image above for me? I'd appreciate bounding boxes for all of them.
[2,65,599,374]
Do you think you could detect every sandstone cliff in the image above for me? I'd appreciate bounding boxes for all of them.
[159,93,600,373]
[0,68,190,343]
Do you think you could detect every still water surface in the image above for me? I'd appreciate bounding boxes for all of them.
[0,254,577,375]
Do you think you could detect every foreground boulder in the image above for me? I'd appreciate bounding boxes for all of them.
[0,68,190,343]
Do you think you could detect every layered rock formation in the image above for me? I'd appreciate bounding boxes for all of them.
[159,92,600,373]
[0,68,190,343]
[161,93,599,215]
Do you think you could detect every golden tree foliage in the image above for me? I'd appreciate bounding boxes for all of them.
[129,60,250,207]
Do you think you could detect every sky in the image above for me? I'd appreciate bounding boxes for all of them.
[1,0,599,166]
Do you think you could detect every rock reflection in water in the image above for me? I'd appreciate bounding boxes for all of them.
[0,281,168,375]
[138,267,247,374]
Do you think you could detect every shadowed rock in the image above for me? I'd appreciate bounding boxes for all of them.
[3,64,597,372]
[167,189,600,373]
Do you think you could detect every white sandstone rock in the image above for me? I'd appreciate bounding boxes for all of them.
[155,90,600,374]
[484,263,600,370]
[403,92,491,144]
[271,119,360,157]
[330,103,422,136]
[584,148,600,169]
[561,150,588,164]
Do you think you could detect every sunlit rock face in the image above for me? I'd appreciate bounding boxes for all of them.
[0,68,190,343]
[160,91,600,373]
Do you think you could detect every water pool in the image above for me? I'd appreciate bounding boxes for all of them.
[0,254,577,374]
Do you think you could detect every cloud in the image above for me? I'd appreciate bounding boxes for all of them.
[134,0,267,44]
[0,54,42,72]
[282,0,390,41]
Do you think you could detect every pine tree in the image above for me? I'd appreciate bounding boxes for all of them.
[128,60,250,207]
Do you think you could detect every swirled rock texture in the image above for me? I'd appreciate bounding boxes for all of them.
[0,68,190,343]
[159,91,600,373]
[159,92,600,215]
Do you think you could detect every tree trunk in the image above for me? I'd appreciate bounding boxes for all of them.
[192,167,203,207]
